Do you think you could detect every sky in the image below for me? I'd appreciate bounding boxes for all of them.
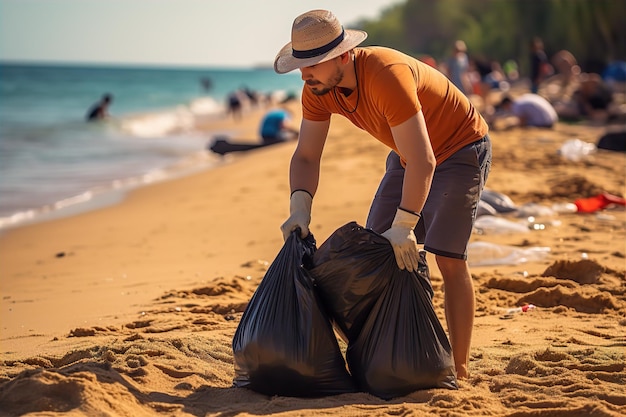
[0,0,399,68]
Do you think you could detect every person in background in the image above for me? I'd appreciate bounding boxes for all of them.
[550,49,580,90]
[474,59,507,100]
[274,9,491,379]
[503,59,520,84]
[226,90,245,121]
[260,107,299,144]
[529,37,551,94]
[86,93,113,121]
[491,93,558,129]
[200,77,213,92]
[446,40,472,95]
[602,60,626,91]
[553,72,616,123]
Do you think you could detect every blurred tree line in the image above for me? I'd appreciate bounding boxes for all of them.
[355,0,625,77]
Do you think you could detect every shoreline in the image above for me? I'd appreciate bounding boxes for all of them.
[0,150,227,233]
[0,103,278,232]
[0,104,299,348]
[0,138,304,355]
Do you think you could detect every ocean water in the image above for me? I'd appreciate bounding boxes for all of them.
[0,63,303,230]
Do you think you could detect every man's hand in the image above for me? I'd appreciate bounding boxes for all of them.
[381,207,421,271]
[281,190,313,241]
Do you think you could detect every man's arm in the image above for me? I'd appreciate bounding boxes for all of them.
[381,110,436,271]
[280,118,330,240]
[289,118,331,196]
[390,110,436,215]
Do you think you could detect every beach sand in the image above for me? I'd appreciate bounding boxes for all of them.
[1,97,625,417]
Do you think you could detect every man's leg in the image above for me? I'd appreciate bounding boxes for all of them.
[367,149,476,380]
[368,138,491,380]
[422,136,491,380]
[435,255,475,379]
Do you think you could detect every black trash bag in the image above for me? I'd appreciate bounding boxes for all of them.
[310,222,458,399]
[309,223,405,343]
[597,129,626,152]
[232,231,356,397]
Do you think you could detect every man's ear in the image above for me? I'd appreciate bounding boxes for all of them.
[339,51,352,65]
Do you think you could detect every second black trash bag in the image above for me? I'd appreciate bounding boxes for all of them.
[232,231,356,397]
[310,222,458,399]
[309,222,401,343]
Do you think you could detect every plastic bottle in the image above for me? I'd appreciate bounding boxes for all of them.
[467,241,551,267]
[506,304,536,314]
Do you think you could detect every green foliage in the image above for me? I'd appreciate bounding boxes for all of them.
[351,0,625,76]
[359,4,409,52]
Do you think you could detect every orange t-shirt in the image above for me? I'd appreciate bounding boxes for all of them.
[302,46,489,165]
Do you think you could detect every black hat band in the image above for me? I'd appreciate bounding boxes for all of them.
[292,29,345,59]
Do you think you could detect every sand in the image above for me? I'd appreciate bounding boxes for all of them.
[0,97,625,417]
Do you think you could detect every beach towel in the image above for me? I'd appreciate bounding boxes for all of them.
[232,231,355,397]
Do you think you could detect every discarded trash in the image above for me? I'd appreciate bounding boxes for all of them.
[516,203,556,218]
[506,304,536,314]
[559,138,596,162]
[467,241,551,267]
[574,192,626,213]
[480,189,519,213]
[528,220,546,231]
[525,216,562,230]
[477,199,498,217]
[597,129,626,152]
[473,215,530,235]
[551,202,578,214]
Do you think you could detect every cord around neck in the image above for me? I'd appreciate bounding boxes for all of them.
[333,58,359,114]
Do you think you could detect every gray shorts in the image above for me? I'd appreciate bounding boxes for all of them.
[365,135,492,259]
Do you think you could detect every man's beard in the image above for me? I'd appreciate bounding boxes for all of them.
[308,67,344,96]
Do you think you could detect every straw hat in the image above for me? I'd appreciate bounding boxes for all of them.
[274,10,368,74]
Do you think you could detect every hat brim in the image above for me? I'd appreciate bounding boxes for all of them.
[273,29,368,74]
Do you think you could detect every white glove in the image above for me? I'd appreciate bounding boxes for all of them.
[381,207,421,271]
[281,190,313,241]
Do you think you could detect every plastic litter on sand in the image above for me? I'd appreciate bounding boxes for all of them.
[467,241,551,267]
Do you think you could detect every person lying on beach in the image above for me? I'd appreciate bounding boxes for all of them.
[489,93,558,129]
[274,9,492,379]
[86,93,113,121]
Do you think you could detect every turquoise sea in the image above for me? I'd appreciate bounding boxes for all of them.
[0,63,303,230]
